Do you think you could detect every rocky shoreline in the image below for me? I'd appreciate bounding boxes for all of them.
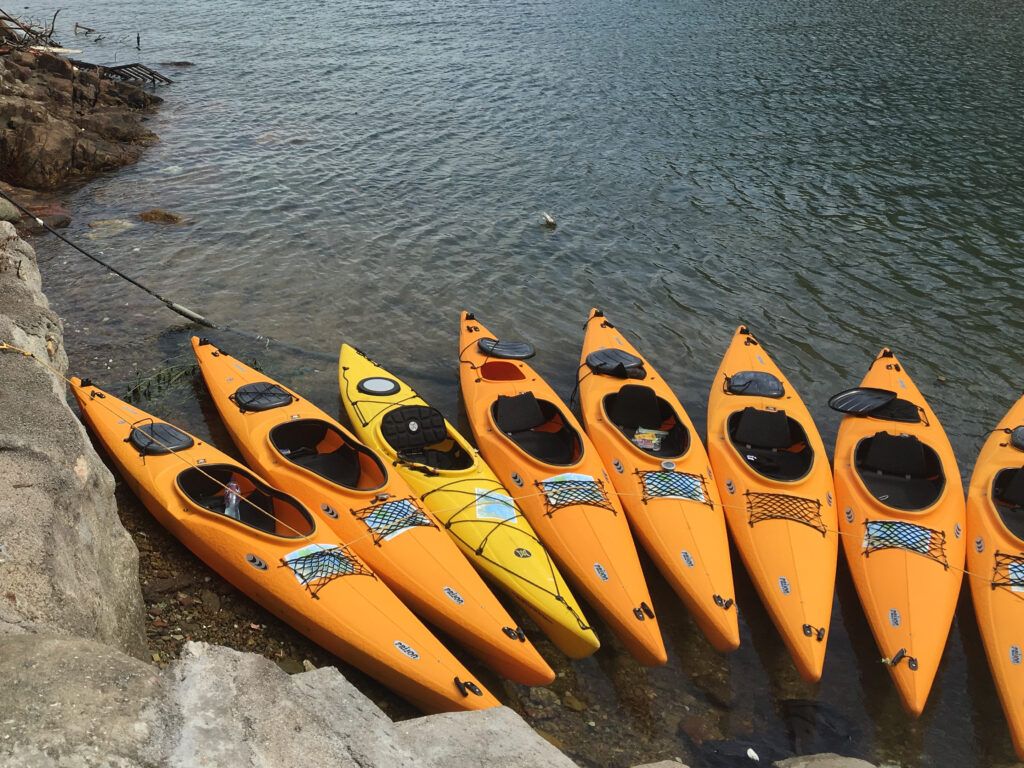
[0,47,881,768]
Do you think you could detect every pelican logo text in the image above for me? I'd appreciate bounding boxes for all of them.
[1012,646,1022,665]
[594,563,609,581]
[778,576,791,596]
[681,551,695,568]
[889,609,901,628]
[443,586,464,605]
[394,641,419,660]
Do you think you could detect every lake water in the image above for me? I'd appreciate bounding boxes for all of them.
[28,0,1024,764]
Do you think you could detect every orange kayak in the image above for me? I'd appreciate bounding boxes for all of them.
[577,309,739,652]
[968,391,1024,758]
[191,337,554,686]
[707,326,838,682]
[69,377,498,713]
[458,312,666,665]
[833,349,965,715]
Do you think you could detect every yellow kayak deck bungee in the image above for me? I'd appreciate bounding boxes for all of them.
[192,337,554,686]
[577,309,739,652]
[968,391,1024,759]
[69,377,499,713]
[339,344,599,659]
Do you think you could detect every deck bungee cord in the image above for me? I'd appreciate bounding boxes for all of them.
[0,188,335,363]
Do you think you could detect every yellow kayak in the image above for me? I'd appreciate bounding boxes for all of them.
[339,344,599,659]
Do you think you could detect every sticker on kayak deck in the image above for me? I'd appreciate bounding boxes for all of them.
[953,522,962,539]
[975,537,985,554]
[540,473,605,508]
[394,641,420,660]
[1010,561,1024,593]
[444,586,465,606]
[514,548,532,559]
[845,507,855,524]
[282,544,357,585]
[1011,646,1022,665]
[681,550,695,568]
[778,576,791,596]
[474,488,517,523]
[889,609,901,628]
[594,563,610,582]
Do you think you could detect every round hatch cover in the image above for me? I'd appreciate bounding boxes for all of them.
[357,377,400,396]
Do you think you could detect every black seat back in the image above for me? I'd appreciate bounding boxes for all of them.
[862,432,927,477]
[494,393,546,433]
[381,406,448,452]
[608,385,662,430]
[996,468,1024,508]
[733,407,792,449]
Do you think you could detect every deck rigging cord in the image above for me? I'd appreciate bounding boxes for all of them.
[0,188,335,363]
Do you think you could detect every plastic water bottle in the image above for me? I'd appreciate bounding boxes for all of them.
[224,480,241,520]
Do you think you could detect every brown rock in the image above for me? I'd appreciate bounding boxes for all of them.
[138,208,185,224]
[200,589,221,614]
[562,691,587,712]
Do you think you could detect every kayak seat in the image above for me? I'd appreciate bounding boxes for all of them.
[586,348,646,379]
[176,464,315,537]
[603,384,689,457]
[380,405,471,470]
[493,392,580,466]
[231,382,293,413]
[994,468,1024,538]
[728,407,812,481]
[854,432,944,511]
[270,420,372,488]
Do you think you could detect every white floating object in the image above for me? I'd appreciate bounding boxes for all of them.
[542,212,556,228]
[746,747,760,762]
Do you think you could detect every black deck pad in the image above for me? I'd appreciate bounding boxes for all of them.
[232,382,293,412]
[1011,426,1024,452]
[477,338,535,360]
[129,422,195,455]
[726,371,785,398]
[829,387,920,423]
[585,348,646,379]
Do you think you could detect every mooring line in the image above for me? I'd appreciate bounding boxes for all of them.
[0,188,336,363]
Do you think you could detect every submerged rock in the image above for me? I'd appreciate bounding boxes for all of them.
[138,208,185,224]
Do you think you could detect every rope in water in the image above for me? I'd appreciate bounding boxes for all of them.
[0,188,335,362]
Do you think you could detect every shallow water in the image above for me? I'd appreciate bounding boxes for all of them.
[25,0,1024,764]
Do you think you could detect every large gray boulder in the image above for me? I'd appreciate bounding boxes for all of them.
[0,220,146,656]
[775,754,878,768]
[0,635,576,768]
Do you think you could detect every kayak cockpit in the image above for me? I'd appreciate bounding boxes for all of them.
[728,407,812,481]
[603,384,689,458]
[176,464,315,537]
[854,432,944,511]
[994,467,1024,539]
[380,405,472,470]
[270,419,386,490]
[493,392,582,466]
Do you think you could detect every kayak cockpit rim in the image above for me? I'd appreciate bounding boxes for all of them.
[992,466,1024,540]
[175,463,316,538]
[726,406,814,482]
[269,418,388,492]
[600,384,690,460]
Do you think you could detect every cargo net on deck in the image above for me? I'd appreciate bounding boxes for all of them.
[352,497,436,544]
[862,520,948,568]
[535,478,615,517]
[745,491,826,535]
[635,470,713,507]
[280,545,373,599]
[992,552,1024,591]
